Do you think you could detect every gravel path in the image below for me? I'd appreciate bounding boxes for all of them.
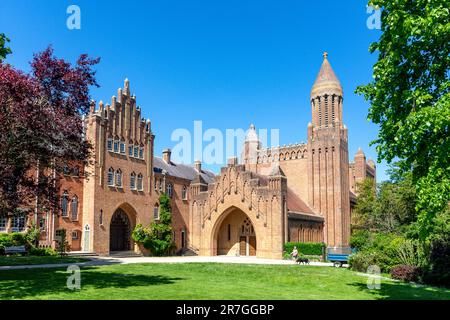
[0,255,335,270]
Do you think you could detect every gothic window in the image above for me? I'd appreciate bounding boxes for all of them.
[331,95,335,123]
[0,215,7,232]
[107,138,113,151]
[120,141,126,154]
[318,98,322,126]
[107,168,114,186]
[39,218,46,231]
[137,173,143,191]
[240,217,255,236]
[113,140,119,153]
[63,164,70,175]
[130,172,136,190]
[134,146,139,158]
[128,144,133,157]
[139,147,144,159]
[153,204,160,220]
[71,231,78,240]
[167,183,173,198]
[324,95,329,126]
[71,196,78,221]
[181,186,187,200]
[11,215,26,232]
[115,169,123,188]
[61,191,69,217]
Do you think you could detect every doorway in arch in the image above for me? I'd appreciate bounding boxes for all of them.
[109,209,131,251]
[216,208,257,256]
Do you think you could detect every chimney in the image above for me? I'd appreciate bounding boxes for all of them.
[227,157,238,166]
[162,149,171,164]
[194,160,202,172]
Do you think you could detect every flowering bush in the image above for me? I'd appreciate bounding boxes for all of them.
[390,265,421,282]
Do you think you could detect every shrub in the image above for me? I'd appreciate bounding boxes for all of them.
[350,230,371,251]
[421,237,450,288]
[29,247,57,256]
[25,226,41,245]
[10,232,27,246]
[283,242,325,256]
[132,194,175,256]
[348,251,381,272]
[391,265,421,282]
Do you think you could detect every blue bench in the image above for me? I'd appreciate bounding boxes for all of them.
[4,245,27,256]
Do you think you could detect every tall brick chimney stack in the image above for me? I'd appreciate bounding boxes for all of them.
[162,149,171,164]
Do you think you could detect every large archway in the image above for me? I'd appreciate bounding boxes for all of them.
[214,207,257,256]
[110,208,131,251]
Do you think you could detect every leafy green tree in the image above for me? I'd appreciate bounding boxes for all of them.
[0,33,12,61]
[356,0,450,240]
[352,166,417,234]
[56,229,70,258]
[132,193,175,256]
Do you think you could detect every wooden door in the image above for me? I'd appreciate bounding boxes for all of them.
[239,236,246,256]
[249,236,257,256]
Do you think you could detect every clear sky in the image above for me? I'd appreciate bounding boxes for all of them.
[0,0,389,181]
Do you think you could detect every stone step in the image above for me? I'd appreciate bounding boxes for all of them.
[108,251,143,258]
[67,251,99,257]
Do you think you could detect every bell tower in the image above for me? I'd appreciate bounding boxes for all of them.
[307,53,350,247]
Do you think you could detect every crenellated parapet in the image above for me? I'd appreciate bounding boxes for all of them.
[255,143,308,164]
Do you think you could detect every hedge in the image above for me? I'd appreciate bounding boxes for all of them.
[284,242,326,256]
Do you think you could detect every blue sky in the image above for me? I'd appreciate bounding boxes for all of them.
[0,0,389,181]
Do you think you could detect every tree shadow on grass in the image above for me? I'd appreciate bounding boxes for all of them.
[0,266,185,300]
[349,281,450,300]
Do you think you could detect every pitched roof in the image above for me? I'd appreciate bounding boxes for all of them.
[153,157,215,184]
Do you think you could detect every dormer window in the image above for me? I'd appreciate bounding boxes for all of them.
[167,183,173,198]
[182,186,188,200]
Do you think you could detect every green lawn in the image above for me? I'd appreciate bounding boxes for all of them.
[0,263,448,300]
[0,256,88,266]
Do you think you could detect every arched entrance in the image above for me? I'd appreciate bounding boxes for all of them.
[215,208,257,256]
[110,209,131,251]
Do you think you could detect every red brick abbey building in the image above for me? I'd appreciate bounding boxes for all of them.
[0,54,375,259]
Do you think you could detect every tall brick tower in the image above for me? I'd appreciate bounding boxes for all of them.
[307,53,350,247]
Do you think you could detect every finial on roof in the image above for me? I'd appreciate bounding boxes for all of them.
[124,78,130,95]
[323,52,328,60]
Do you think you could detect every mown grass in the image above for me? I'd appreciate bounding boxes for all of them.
[0,263,449,300]
[0,255,88,266]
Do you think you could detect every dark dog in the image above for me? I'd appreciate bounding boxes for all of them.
[295,257,310,265]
